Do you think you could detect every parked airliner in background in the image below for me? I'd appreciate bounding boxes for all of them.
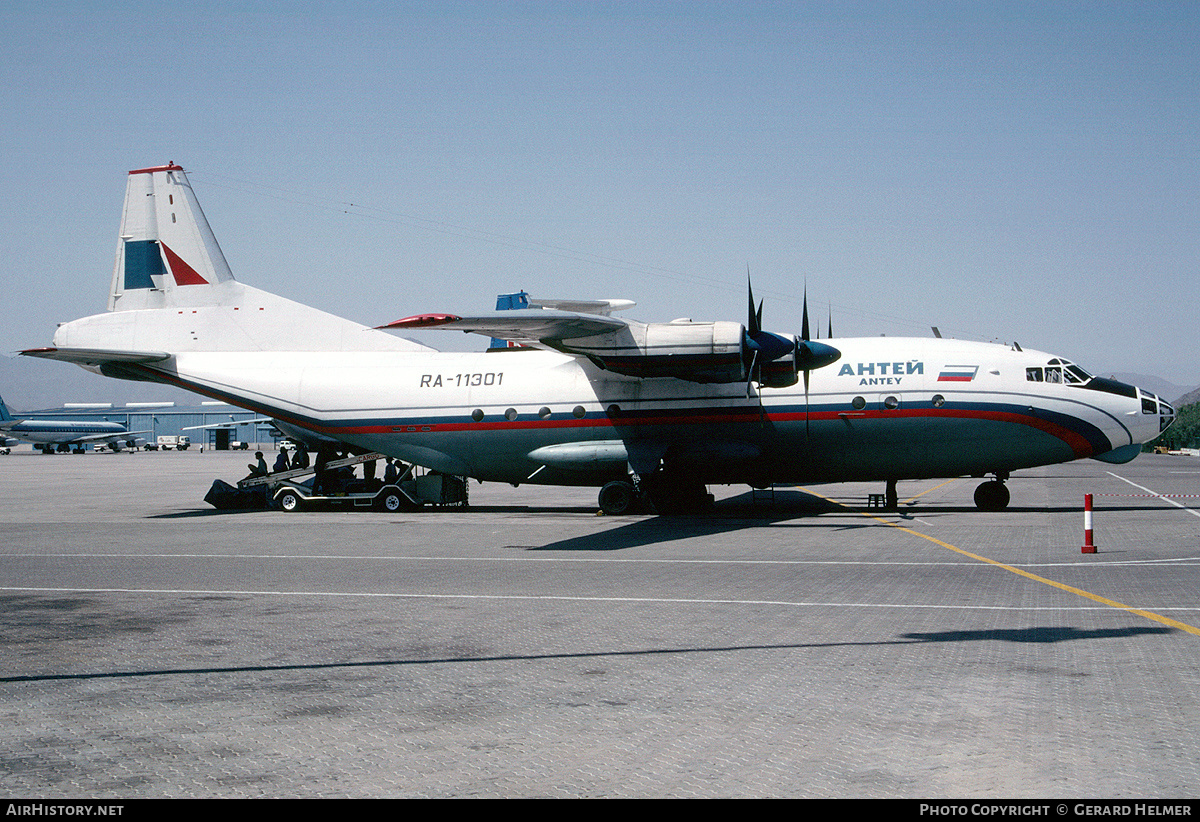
[0,394,149,453]
[22,163,1175,510]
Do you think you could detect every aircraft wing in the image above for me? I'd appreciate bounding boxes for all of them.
[76,430,153,444]
[20,347,171,366]
[377,310,629,344]
[182,418,274,431]
[385,285,840,387]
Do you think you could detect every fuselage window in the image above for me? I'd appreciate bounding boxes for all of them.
[851,396,866,410]
[1026,368,1043,382]
[883,395,900,410]
[1045,367,1063,384]
[932,394,946,407]
[1142,397,1158,415]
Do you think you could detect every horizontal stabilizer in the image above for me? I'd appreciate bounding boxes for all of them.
[20,347,171,366]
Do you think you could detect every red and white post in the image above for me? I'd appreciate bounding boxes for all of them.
[1081,493,1096,554]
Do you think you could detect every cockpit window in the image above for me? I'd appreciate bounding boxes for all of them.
[1065,365,1091,383]
[1161,402,1176,432]
[1027,360,1092,385]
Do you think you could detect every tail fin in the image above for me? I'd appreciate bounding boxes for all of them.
[41,162,433,355]
[0,395,11,422]
[109,163,236,311]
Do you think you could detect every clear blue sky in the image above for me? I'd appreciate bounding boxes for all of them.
[2,1,1197,408]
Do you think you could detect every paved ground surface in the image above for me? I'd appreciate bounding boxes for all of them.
[1,449,1198,798]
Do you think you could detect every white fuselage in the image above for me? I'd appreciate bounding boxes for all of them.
[99,335,1164,487]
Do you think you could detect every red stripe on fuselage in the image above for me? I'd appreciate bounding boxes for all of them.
[337,407,1096,458]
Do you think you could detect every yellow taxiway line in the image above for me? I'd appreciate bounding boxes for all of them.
[803,487,1200,637]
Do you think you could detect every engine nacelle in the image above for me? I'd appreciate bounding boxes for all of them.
[549,319,841,387]
[558,320,749,383]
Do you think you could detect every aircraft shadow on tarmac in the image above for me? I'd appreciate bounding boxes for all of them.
[153,490,1184,556]
[901,625,1175,644]
[2,625,1174,684]
[524,492,1183,552]
[527,489,867,552]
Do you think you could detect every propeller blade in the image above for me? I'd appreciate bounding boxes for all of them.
[747,272,761,336]
[801,288,811,342]
[746,349,759,398]
[804,367,811,438]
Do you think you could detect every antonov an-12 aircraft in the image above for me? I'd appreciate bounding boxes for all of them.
[23,163,1176,511]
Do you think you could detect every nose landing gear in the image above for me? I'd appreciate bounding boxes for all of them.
[973,473,1010,511]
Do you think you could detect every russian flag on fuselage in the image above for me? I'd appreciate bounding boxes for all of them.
[937,365,979,382]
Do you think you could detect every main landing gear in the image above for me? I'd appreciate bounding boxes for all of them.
[598,473,714,515]
[598,480,638,515]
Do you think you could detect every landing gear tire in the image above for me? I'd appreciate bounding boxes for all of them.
[598,481,637,515]
[973,480,1010,511]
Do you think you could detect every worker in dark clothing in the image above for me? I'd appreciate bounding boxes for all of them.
[313,444,337,494]
[246,451,268,479]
